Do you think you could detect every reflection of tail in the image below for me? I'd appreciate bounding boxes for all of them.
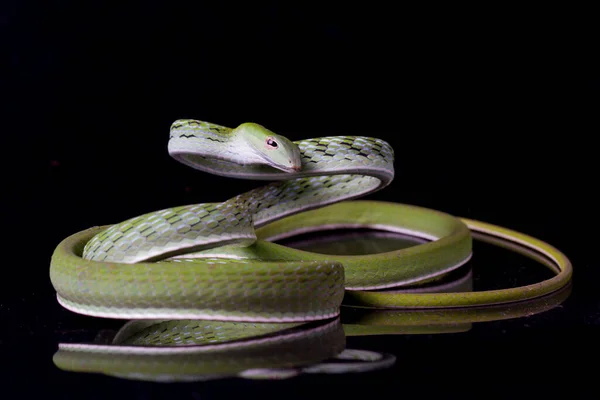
[239,349,397,379]
[301,349,396,374]
[342,281,572,336]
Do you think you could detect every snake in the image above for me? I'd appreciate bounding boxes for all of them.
[49,119,572,321]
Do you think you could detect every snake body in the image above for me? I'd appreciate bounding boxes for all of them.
[49,119,571,321]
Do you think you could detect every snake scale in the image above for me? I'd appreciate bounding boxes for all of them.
[49,120,572,321]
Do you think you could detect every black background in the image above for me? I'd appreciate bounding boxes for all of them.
[1,2,597,398]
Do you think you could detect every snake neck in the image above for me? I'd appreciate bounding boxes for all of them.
[169,121,267,168]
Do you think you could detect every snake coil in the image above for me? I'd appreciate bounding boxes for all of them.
[50,119,572,321]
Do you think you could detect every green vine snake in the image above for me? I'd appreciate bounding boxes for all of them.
[49,119,572,321]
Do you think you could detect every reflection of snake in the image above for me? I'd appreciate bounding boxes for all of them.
[49,120,572,321]
[52,287,568,382]
[53,318,347,382]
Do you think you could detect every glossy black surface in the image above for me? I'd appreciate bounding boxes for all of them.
[1,229,590,398]
[2,2,595,398]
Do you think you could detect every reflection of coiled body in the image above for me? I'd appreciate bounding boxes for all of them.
[54,319,346,382]
[53,286,569,382]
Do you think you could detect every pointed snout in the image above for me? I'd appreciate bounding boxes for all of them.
[289,153,302,171]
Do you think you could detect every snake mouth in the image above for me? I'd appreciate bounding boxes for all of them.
[269,164,301,173]
[255,152,302,173]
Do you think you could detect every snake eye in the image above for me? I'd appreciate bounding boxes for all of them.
[266,137,278,149]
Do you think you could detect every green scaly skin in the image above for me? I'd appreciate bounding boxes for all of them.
[49,119,572,322]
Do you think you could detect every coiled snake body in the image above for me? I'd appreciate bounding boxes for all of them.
[49,120,571,321]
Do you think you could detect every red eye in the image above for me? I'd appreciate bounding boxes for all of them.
[266,137,278,148]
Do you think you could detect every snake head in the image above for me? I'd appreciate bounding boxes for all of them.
[235,122,302,173]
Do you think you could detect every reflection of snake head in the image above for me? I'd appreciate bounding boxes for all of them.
[234,122,302,172]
